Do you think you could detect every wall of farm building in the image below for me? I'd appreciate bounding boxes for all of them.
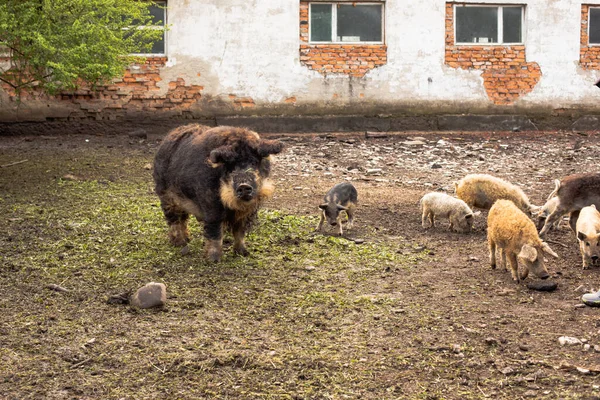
[3,0,600,129]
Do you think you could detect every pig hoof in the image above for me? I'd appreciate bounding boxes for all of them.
[234,247,250,257]
[169,236,189,247]
[207,252,221,263]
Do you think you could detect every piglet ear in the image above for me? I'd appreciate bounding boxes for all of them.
[209,145,236,166]
[319,203,328,210]
[577,231,586,242]
[337,205,348,211]
[257,139,284,158]
[518,244,538,263]
[541,242,559,259]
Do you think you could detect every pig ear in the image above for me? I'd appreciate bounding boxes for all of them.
[257,140,284,158]
[592,204,597,210]
[518,244,538,263]
[541,242,559,259]
[577,231,587,242]
[337,205,348,211]
[319,203,328,210]
[209,145,236,166]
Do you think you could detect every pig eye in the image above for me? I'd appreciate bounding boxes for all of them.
[586,242,591,247]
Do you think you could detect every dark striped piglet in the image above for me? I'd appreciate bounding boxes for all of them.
[317,182,358,236]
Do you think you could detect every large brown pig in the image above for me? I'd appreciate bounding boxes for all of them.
[153,124,284,262]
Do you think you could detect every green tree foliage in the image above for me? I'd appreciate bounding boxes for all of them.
[0,0,165,95]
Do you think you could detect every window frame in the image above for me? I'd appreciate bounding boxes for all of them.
[130,0,167,57]
[588,6,600,46]
[453,4,525,46]
[308,2,385,45]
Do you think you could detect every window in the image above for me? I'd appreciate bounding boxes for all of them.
[131,1,167,55]
[455,4,523,44]
[309,2,384,43]
[589,7,600,44]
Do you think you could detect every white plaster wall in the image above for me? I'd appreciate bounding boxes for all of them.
[159,0,600,109]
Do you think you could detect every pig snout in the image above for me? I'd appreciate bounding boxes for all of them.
[592,255,599,264]
[236,183,254,199]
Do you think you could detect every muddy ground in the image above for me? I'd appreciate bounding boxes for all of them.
[1,126,600,399]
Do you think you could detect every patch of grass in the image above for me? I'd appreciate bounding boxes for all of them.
[1,167,426,399]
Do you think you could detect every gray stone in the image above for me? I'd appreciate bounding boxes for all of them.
[130,282,167,309]
[526,280,558,292]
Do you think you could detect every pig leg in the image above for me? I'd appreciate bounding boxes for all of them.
[232,221,250,257]
[160,201,190,247]
[519,266,529,281]
[501,248,507,271]
[569,210,580,234]
[203,219,224,262]
[421,207,430,228]
[540,207,568,237]
[337,215,343,236]
[317,211,325,231]
[581,246,590,270]
[507,253,520,282]
[489,238,497,269]
[346,208,355,229]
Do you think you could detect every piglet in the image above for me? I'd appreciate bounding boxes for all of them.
[488,200,558,283]
[420,192,479,233]
[576,205,600,269]
[317,182,358,236]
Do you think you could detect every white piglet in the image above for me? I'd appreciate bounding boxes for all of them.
[420,192,480,233]
[576,205,600,269]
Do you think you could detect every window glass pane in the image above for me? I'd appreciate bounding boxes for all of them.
[455,6,498,43]
[503,7,522,43]
[337,4,382,42]
[148,3,165,26]
[590,8,600,44]
[311,4,332,42]
[151,35,165,54]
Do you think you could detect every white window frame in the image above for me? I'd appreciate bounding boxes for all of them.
[454,4,525,46]
[308,2,385,45]
[588,6,600,46]
[130,0,167,56]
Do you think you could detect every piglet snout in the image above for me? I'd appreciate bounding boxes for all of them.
[236,184,253,198]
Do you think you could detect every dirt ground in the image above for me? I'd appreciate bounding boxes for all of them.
[1,126,600,399]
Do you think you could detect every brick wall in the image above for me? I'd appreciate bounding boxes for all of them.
[444,3,541,105]
[2,57,204,121]
[299,2,387,77]
[580,5,600,69]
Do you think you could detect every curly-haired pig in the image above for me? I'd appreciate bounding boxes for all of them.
[488,200,558,283]
[420,192,480,233]
[455,174,538,215]
[576,205,600,269]
[317,182,358,236]
[153,124,284,262]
